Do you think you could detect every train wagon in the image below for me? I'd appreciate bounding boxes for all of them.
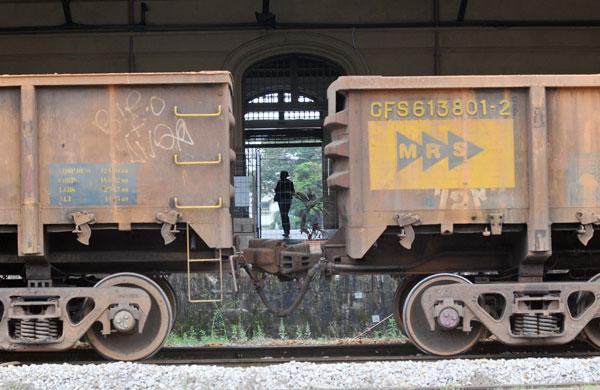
[4,71,600,361]
[313,74,600,355]
[243,74,600,356]
[0,72,234,360]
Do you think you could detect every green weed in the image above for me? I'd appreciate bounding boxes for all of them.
[278,318,287,339]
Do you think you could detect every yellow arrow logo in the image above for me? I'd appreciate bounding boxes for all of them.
[368,119,515,190]
[396,131,484,171]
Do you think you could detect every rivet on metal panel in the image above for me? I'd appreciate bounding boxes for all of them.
[576,212,600,246]
[394,213,421,250]
[173,105,222,118]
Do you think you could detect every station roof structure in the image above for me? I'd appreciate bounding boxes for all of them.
[0,0,598,34]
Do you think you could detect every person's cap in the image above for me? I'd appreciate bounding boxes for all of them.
[280,170,289,178]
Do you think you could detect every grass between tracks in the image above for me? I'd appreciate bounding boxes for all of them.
[166,318,407,347]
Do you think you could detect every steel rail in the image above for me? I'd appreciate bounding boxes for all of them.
[0,341,598,366]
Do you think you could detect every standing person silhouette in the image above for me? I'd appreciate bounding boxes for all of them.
[274,170,295,238]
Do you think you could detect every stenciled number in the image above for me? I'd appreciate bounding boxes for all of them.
[452,100,463,116]
[499,99,511,116]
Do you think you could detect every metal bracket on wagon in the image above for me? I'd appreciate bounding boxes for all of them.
[394,213,420,250]
[71,211,96,245]
[576,211,600,246]
[156,209,181,245]
[483,213,503,236]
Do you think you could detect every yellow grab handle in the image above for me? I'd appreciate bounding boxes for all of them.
[174,197,223,209]
[173,105,222,117]
[173,153,222,165]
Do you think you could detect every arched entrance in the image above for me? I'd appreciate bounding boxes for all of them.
[241,54,344,238]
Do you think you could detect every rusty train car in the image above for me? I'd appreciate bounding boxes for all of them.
[0,72,234,360]
[3,71,600,360]
[313,75,600,355]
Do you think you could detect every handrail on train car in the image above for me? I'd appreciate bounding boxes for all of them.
[173,197,223,209]
[173,104,222,117]
[173,153,222,165]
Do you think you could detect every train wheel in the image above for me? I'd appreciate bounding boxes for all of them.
[580,274,600,348]
[402,273,484,356]
[152,276,178,331]
[393,276,422,335]
[86,273,173,361]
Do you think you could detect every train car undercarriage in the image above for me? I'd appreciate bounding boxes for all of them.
[2,222,600,359]
[241,223,600,356]
[0,226,205,360]
[3,73,600,361]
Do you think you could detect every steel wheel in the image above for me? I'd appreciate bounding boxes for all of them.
[393,276,422,336]
[580,274,600,348]
[402,273,484,356]
[152,276,178,331]
[86,273,172,361]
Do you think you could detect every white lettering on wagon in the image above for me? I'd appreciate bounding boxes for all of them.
[92,90,195,163]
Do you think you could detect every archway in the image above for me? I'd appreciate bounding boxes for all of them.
[241,54,344,238]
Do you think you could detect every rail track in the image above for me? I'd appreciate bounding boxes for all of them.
[1,341,599,366]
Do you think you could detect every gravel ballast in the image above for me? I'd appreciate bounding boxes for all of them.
[1,358,599,389]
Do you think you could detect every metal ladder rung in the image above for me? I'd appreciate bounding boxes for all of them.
[190,299,222,303]
[188,258,221,264]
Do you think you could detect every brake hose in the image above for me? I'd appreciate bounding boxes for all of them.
[242,261,321,317]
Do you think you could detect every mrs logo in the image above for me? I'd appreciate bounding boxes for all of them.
[368,118,515,190]
[396,131,483,171]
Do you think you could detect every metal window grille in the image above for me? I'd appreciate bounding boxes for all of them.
[242,54,344,233]
[242,54,343,146]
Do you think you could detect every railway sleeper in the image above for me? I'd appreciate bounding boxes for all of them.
[0,285,151,352]
[407,273,600,355]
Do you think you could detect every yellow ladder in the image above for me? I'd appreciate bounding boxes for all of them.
[185,223,223,303]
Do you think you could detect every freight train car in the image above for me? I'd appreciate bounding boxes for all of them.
[322,75,600,355]
[0,72,234,360]
[243,74,600,356]
[5,72,600,361]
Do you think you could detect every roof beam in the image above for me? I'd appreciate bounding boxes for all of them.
[141,2,148,26]
[457,0,469,22]
[255,0,276,28]
[60,0,73,25]
[1,19,600,35]
[128,0,134,26]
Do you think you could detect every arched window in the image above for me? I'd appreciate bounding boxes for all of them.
[239,54,344,237]
[243,54,344,146]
